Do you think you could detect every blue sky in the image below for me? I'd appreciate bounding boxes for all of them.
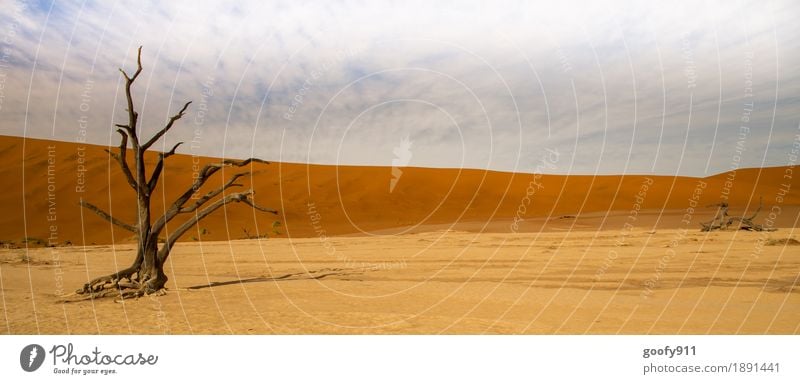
[0,0,798,176]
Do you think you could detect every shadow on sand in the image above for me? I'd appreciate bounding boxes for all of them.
[184,267,368,290]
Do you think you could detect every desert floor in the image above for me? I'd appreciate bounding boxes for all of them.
[1,226,798,334]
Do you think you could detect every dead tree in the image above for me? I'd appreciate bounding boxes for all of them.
[700,197,775,232]
[74,47,277,300]
[702,201,730,231]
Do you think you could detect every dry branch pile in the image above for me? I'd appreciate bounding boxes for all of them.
[700,198,776,232]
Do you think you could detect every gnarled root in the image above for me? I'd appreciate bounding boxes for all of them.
[114,286,167,303]
[76,265,140,295]
[61,264,168,303]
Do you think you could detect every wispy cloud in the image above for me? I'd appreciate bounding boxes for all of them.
[0,0,797,176]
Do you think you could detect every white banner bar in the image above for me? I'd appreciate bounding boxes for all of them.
[0,336,796,383]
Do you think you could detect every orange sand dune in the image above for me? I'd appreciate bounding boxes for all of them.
[0,134,797,246]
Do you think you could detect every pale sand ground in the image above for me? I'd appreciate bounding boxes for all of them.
[1,227,798,334]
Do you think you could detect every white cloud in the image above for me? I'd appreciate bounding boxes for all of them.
[0,0,797,176]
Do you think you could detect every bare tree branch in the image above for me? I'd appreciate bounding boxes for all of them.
[151,170,251,235]
[103,129,138,191]
[119,46,143,149]
[178,172,249,213]
[167,158,269,216]
[221,158,270,167]
[158,190,277,260]
[238,194,279,214]
[746,196,763,221]
[79,199,138,233]
[119,46,143,82]
[147,141,183,192]
[141,101,192,151]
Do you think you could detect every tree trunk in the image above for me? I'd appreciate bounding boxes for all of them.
[135,177,167,292]
[138,234,167,293]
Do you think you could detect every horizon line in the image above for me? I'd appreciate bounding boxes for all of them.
[2,133,793,180]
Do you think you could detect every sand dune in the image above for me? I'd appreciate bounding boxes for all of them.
[1,134,797,246]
